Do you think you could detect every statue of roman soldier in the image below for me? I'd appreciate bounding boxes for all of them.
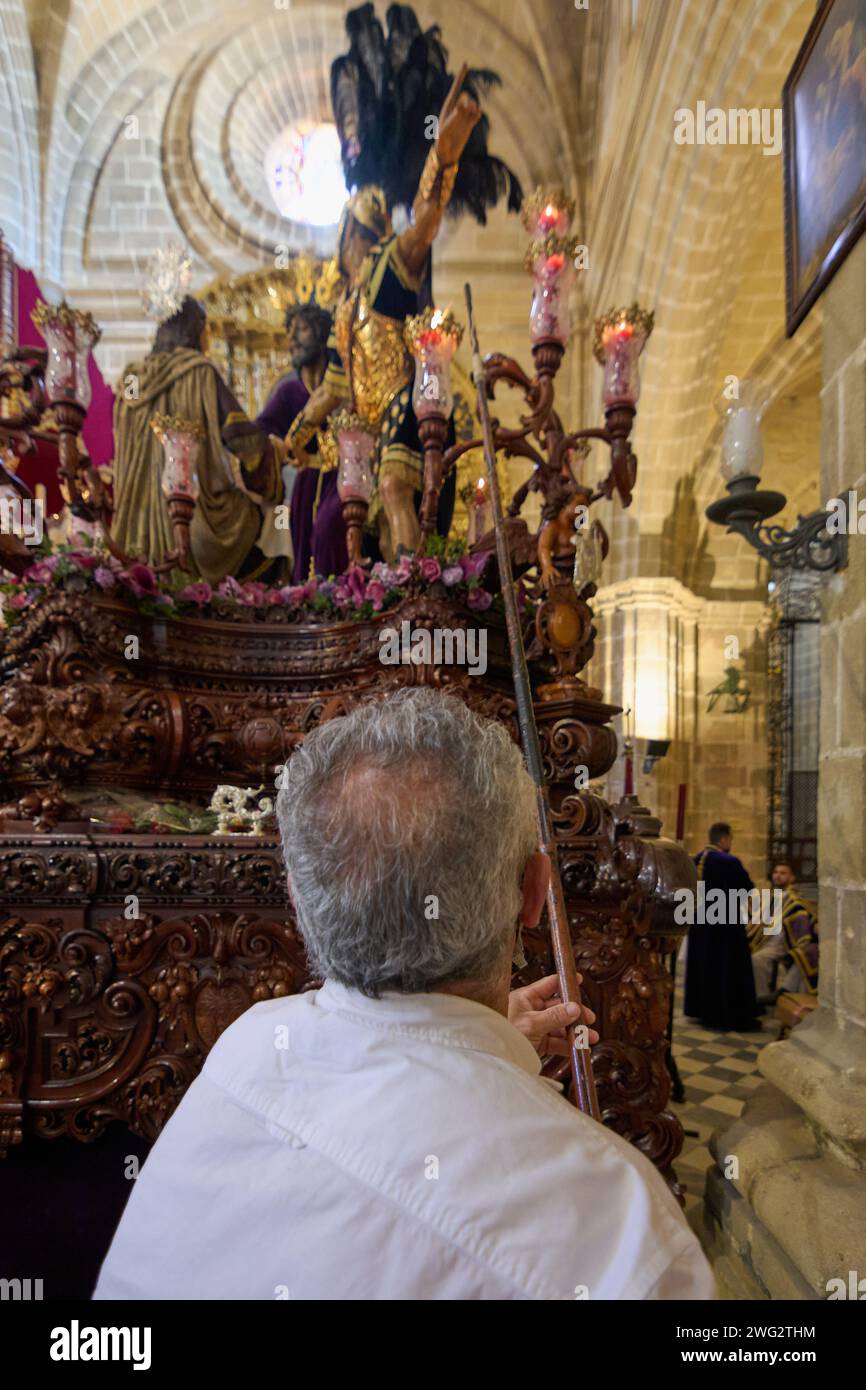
[285,3,521,563]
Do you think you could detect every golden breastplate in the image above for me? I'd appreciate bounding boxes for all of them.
[335,289,412,428]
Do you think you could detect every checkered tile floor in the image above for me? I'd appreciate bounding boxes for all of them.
[669,978,766,1222]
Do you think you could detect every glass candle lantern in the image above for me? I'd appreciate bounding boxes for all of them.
[404,308,463,421]
[468,475,493,545]
[573,520,603,594]
[529,251,575,345]
[31,300,101,409]
[715,380,771,482]
[150,415,204,500]
[332,412,376,502]
[520,186,576,240]
[593,305,654,408]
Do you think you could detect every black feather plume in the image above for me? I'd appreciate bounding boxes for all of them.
[331,3,522,223]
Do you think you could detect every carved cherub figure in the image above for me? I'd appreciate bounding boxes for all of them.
[537,474,592,590]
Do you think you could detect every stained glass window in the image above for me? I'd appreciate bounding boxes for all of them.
[265,121,347,227]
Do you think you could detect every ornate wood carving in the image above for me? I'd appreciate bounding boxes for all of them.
[0,591,691,1199]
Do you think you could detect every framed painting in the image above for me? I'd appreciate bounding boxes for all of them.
[783,0,866,336]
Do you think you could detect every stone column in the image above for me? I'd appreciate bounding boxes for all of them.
[702,238,866,1298]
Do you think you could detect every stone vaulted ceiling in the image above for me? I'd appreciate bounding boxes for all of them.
[0,0,825,589]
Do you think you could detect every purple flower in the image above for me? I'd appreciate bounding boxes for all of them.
[332,586,351,610]
[418,556,442,584]
[366,580,386,611]
[441,564,463,588]
[466,586,493,611]
[177,581,213,607]
[460,550,492,580]
[317,579,337,598]
[120,563,158,599]
[94,566,117,591]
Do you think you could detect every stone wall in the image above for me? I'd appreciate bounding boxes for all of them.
[701,236,866,1299]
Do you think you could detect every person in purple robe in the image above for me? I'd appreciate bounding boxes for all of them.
[255,303,347,581]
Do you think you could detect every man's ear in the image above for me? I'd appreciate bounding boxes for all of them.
[519,850,550,931]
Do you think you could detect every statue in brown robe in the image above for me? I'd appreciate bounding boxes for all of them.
[111,297,285,584]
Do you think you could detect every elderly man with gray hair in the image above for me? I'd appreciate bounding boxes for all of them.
[96,688,714,1301]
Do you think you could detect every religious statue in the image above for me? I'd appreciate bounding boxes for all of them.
[254,301,345,582]
[111,246,288,584]
[285,3,521,562]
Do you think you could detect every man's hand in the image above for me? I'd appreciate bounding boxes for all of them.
[508,973,598,1057]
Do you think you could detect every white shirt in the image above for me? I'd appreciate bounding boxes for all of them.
[95,981,715,1300]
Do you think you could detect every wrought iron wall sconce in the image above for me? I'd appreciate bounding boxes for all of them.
[705,379,846,574]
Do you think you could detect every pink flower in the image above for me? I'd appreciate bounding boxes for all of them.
[418,557,442,584]
[266,588,286,606]
[120,563,158,598]
[460,550,492,580]
[369,562,399,587]
[345,565,367,605]
[286,585,309,605]
[217,576,244,601]
[67,550,98,571]
[94,566,117,590]
[22,560,57,585]
[441,564,463,587]
[332,586,351,610]
[238,582,268,607]
[366,580,385,611]
[177,581,213,607]
[9,592,29,609]
[395,552,415,581]
[466,586,493,611]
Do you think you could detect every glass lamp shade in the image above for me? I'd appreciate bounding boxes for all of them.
[715,380,771,482]
[150,416,203,500]
[335,422,376,502]
[599,321,647,407]
[529,254,574,345]
[31,301,100,409]
[592,306,654,409]
[520,187,576,240]
[405,309,462,421]
[467,476,493,545]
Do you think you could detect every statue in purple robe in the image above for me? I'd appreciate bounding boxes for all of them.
[255,302,346,581]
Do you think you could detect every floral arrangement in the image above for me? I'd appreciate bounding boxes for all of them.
[0,534,497,628]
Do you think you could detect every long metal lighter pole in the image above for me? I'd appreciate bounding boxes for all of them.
[464,283,600,1122]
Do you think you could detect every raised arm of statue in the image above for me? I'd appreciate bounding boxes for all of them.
[398,64,482,282]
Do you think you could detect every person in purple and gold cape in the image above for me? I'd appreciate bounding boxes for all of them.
[255,302,347,582]
[749,861,819,1005]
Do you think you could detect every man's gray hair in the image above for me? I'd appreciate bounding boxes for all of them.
[276,687,538,996]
